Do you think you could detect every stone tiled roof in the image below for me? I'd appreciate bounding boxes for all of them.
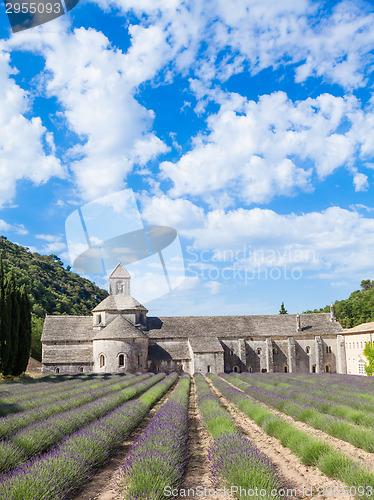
[93,316,148,340]
[110,263,131,278]
[189,336,224,353]
[343,322,374,334]
[148,341,191,361]
[147,313,342,339]
[41,316,93,342]
[43,346,93,364]
[92,295,147,312]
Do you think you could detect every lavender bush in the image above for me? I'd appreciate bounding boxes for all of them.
[0,373,162,473]
[122,373,190,500]
[195,374,281,500]
[0,373,178,500]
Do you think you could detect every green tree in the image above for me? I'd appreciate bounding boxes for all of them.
[12,286,32,376]
[0,258,11,374]
[360,280,374,292]
[31,316,44,362]
[3,273,21,376]
[363,342,374,376]
[279,302,288,314]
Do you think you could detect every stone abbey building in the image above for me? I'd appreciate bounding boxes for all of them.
[42,263,347,375]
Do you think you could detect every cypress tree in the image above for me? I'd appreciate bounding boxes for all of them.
[0,258,11,374]
[3,274,20,376]
[12,286,32,376]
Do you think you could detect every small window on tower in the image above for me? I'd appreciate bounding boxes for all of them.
[100,355,105,368]
[119,354,125,367]
[116,282,124,293]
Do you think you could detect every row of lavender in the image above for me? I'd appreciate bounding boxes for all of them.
[0,373,155,474]
[195,374,281,500]
[210,374,374,497]
[121,373,191,499]
[0,373,129,416]
[240,372,374,402]
[0,374,142,439]
[235,373,374,423]
[0,373,178,500]
[229,373,374,453]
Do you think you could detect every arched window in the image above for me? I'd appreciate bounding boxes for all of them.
[118,354,125,367]
[312,364,316,373]
[55,367,60,374]
[230,349,234,356]
[248,366,253,373]
[79,366,84,373]
[207,365,211,373]
[306,346,310,354]
[273,347,278,355]
[324,364,330,373]
[233,366,238,372]
[257,348,262,355]
[100,354,105,368]
[284,365,288,373]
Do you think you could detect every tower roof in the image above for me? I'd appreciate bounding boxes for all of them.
[92,295,147,312]
[109,262,131,279]
[93,316,148,340]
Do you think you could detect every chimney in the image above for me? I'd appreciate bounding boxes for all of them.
[296,313,301,332]
[330,303,336,323]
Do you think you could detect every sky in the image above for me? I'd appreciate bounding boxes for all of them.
[0,0,374,316]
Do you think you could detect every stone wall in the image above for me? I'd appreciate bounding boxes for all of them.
[42,363,93,374]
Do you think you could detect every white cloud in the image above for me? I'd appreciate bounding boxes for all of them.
[0,220,12,232]
[87,0,374,89]
[8,26,168,202]
[34,233,66,255]
[0,45,64,208]
[353,172,369,191]
[36,233,62,242]
[160,91,373,204]
[142,196,374,279]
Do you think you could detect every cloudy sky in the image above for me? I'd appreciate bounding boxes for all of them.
[0,0,374,316]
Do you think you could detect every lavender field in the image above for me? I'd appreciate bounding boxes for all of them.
[1,372,374,499]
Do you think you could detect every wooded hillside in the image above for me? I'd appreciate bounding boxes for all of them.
[304,280,374,328]
[0,236,108,361]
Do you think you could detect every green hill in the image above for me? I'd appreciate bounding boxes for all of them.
[304,280,374,328]
[0,236,108,361]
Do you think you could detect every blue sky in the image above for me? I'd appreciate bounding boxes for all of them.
[0,0,374,316]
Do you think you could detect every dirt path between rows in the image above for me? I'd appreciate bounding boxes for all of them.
[71,383,177,500]
[75,377,232,500]
[231,378,374,471]
[208,378,355,500]
[175,378,232,500]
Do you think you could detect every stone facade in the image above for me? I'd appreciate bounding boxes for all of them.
[42,265,355,375]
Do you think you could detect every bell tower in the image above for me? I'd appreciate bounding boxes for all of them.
[109,262,131,296]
